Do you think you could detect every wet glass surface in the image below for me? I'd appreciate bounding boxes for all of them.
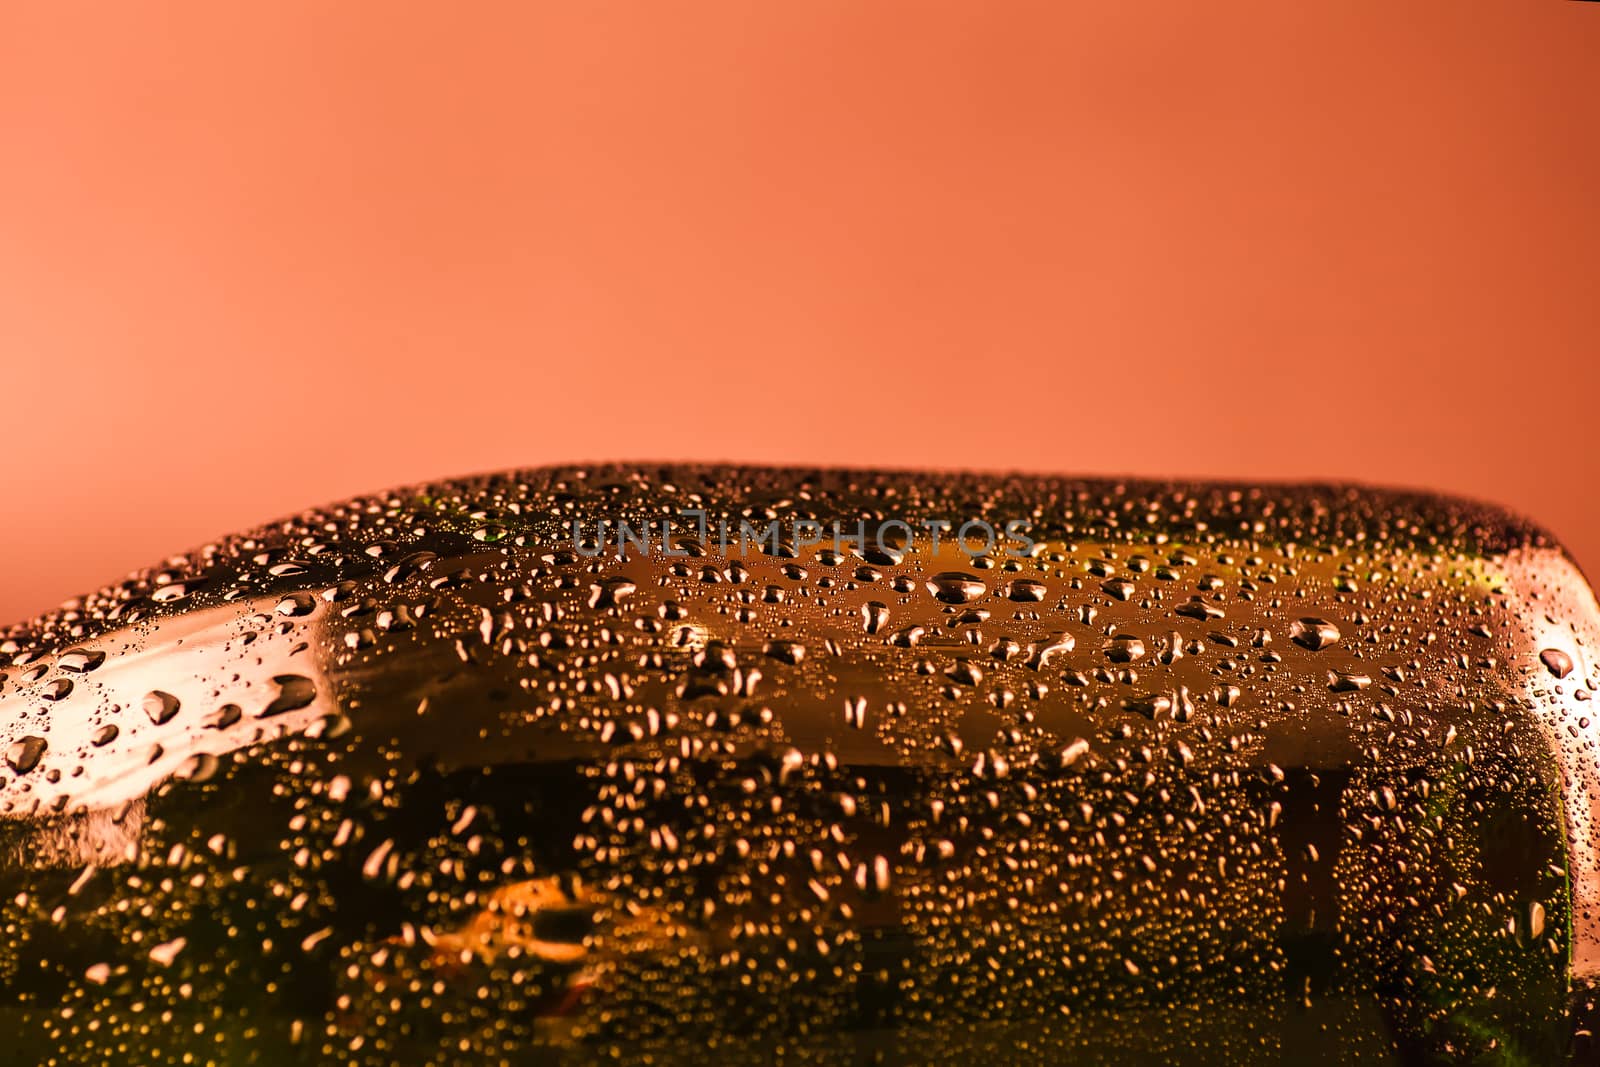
[0,466,1596,1064]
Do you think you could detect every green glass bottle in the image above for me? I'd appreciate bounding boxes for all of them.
[0,466,1596,1064]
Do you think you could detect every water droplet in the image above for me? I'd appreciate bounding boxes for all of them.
[946,659,983,686]
[1100,579,1135,602]
[1003,579,1048,602]
[1027,632,1075,670]
[275,592,316,617]
[260,676,316,718]
[1125,694,1170,719]
[142,691,181,725]
[1541,648,1574,679]
[1289,617,1341,651]
[1057,738,1090,768]
[762,640,806,666]
[57,649,105,674]
[148,937,187,967]
[925,572,987,604]
[174,752,221,783]
[5,735,46,774]
[588,578,637,609]
[1329,671,1371,693]
[1105,636,1146,664]
[888,625,926,648]
[1175,597,1224,621]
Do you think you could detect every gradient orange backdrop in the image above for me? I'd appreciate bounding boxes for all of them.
[2,2,1597,624]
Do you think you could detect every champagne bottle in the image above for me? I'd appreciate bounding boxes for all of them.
[0,466,1596,1065]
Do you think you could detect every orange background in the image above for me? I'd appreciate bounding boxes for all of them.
[1,2,1597,624]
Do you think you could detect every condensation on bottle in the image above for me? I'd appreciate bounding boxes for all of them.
[0,465,1597,1065]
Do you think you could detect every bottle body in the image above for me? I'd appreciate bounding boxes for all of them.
[0,467,1595,1063]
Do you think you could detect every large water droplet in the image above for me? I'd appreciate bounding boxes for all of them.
[143,691,181,725]
[5,735,46,774]
[1289,617,1341,651]
[1541,648,1574,679]
[925,572,987,604]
